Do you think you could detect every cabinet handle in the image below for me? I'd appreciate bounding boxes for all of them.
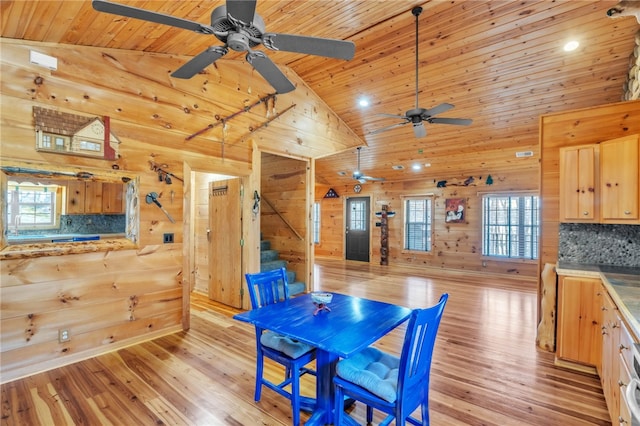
[582,211,589,215]
[625,210,631,215]
[619,416,628,424]
[612,323,619,329]
[619,379,628,387]
[620,344,629,352]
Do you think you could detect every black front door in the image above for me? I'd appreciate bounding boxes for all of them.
[345,196,370,262]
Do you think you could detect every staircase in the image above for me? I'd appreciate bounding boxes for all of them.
[260,239,305,296]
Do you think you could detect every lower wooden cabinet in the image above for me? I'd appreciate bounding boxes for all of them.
[601,289,621,422]
[556,275,603,367]
[558,275,638,424]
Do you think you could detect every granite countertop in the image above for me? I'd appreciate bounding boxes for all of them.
[557,262,640,340]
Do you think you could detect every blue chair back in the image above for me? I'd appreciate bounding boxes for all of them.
[398,293,448,402]
[246,267,290,309]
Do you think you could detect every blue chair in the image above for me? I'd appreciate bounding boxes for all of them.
[245,267,316,426]
[333,293,448,425]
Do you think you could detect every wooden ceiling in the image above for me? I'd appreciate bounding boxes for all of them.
[2,0,638,186]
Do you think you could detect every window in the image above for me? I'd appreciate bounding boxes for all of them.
[482,194,539,259]
[313,202,320,244]
[404,197,432,251]
[350,200,367,231]
[7,183,61,230]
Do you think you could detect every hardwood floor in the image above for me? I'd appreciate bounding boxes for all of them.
[1,259,611,425]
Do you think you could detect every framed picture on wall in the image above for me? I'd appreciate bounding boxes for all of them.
[445,198,465,223]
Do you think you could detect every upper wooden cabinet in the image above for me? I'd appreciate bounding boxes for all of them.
[559,144,599,222]
[66,181,124,214]
[559,134,640,224]
[600,134,639,223]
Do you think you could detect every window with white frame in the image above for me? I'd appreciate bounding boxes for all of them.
[482,194,539,259]
[7,183,61,230]
[313,202,320,244]
[403,196,433,251]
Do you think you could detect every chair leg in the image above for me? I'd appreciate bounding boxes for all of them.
[334,384,344,426]
[421,401,429,425]
[366,405,373,424]
[255,351,264,402]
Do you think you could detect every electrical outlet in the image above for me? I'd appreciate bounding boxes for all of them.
[59,329,70,343]
[482,261,488,268]
[163,233,174,243]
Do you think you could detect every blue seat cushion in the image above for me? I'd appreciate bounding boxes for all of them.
[336,347,399,403]
[260,331,314,359]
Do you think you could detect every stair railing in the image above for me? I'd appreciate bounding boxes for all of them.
[261,195,304,240]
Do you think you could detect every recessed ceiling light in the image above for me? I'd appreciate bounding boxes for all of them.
[337,171,347,176]
[412,164,421,171]
[392,165,404,170]
[424,163,431,167]
[358,97,369,107]
[564,40,579,52]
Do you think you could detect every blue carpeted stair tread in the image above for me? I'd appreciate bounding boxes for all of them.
[260,238,305,296]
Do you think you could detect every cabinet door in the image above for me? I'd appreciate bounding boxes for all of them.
[600,134,639,222]
[66,181,86,214]
[601,289,620,423]
[83,181,103,213]
[559,145,598,222]
[557,276,603,366]
[102,182,124,213]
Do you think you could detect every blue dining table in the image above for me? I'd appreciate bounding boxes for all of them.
[233,292,412,425]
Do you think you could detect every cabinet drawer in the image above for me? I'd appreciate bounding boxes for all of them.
[619,358,632,426]
[620,320,634,373]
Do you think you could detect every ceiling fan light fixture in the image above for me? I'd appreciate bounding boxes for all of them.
[369,6,472,138]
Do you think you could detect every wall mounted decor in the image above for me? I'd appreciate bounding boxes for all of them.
[445,198,465,223]
[33,107,120,160]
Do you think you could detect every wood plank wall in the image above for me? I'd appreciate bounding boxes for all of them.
[260,153,309,289]
[316,167,540,278]
[0,39,353,383]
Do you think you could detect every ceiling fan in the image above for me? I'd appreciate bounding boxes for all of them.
[92,0,355,94]
[370,6,472,138]
[352,147,385,184]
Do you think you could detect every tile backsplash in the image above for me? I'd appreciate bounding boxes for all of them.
[559,223,640,267]
[17,214,125,236]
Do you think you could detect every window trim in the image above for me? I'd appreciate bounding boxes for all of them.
[401,194,434,253]
[481,192,540,260]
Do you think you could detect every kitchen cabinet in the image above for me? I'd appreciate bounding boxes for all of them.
[556,275,603,367]
[600,134,639,223]
[600,289,635,426]
[559,144,599,222]
[66,181,124,214]
[101,182,125,213]
[600,288,620,423]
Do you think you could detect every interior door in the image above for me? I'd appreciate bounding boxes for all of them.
[345,196,370,262]
[208,178,243,307]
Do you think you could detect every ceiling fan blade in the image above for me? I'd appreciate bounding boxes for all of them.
[172,46,228,79]
[226,0,257,26]
[429,117,473,126]
[246,51,296,94]
[263,33,355,60]
[369,121,410,135]
[361,176,385,182]
[423,103,455,117]
[92,0,212,34]
[413,122,427,138]
[377,113,409,120]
